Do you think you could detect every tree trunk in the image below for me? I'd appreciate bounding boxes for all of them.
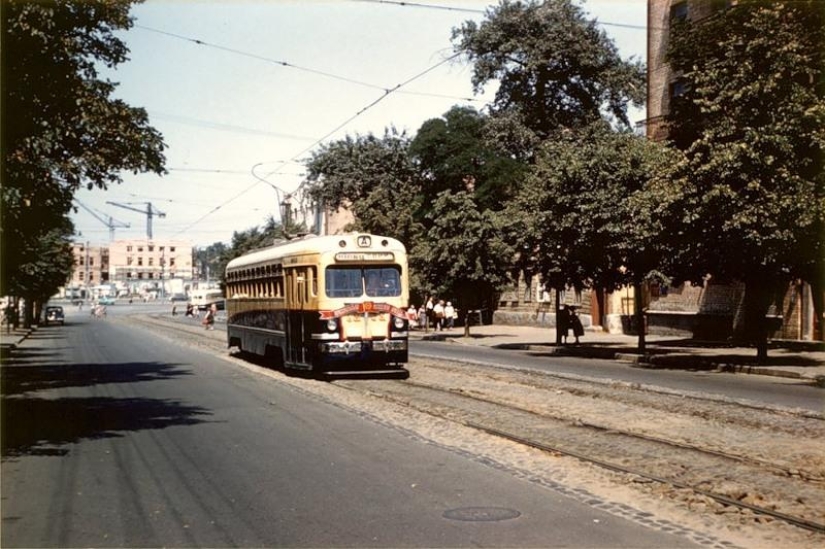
[634,281,646,355]
[23,298,34,329]
[733,279,775,364]
[554,288,562,346]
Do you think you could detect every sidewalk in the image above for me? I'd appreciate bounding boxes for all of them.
[0,327,34,359]
[411,323,825,386]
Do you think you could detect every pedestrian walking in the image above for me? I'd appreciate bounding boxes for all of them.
[433,299,446,331]
[425,296,434,331]
[444,301,456,329]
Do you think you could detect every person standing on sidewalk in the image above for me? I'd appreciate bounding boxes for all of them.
[557,304,570,345]
[570,306,584,344]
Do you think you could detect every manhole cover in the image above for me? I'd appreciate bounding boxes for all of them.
[442,507,521,522]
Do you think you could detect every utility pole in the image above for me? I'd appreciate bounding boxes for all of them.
[106,201,166,239]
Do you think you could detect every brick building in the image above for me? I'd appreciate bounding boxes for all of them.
[642,0,818,341]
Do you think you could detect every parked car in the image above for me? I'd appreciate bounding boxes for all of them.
[97,296,116,306]
[45,306,65,325]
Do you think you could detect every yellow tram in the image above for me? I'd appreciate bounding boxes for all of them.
[225,233,410,377]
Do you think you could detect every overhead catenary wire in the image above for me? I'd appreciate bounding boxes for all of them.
[135,24,481,104]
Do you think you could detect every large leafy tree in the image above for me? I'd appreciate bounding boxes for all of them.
[507,124,676,349]
[452,0,645,147]
[409,106,527,215]
[411,190,513,337]
[2,0,166,318]
[666,0,825,354]
[304,128,422,247]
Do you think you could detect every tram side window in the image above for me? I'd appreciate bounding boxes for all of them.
[365,267,401,297]
[325,266,362,298]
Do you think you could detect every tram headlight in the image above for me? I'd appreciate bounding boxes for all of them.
[326,319,338,331]
[393,316,405,330]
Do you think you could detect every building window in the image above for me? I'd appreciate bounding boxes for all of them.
[127,245,133,252]
[148,246,154,252]
[127,257,133,266]
[138,258,143,266]
[159,246,165,252]
[170,247,176,252]
[670,1,688,23]
[138,247,143,252]
[89,258,94,266]
[149,258,154,266]
[170,258,176,267]
[670,78,690,98]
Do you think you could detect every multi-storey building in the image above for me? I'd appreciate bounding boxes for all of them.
[642,0,817,341]
[647,0,734,141]
[108,239,194,285]
[66,239,194,297]
[69,243,109,289]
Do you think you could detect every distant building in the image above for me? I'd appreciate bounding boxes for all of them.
[66,238,194,297]
[68,242,109,289]
[108,239,194,285]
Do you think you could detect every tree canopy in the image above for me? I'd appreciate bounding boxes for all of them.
[1,0,166,315]
[452,0,645,143]
[665,0,825,348]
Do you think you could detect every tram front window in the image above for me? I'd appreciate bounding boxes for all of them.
[326,266,401,298]
[364,267,401,297]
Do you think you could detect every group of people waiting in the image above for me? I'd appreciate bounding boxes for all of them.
[557,304,585,344]
[406,297,458,331]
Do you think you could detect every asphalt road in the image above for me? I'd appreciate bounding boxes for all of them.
[2,310,697,548]
[411,340,825,413]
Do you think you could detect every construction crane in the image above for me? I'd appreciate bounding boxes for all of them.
[106,201,166,239]
[73,199,130,241]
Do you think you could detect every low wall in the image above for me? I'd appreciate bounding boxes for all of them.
[494,309,593,329]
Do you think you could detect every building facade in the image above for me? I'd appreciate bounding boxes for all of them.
[66,238,194,297]
[107,239,194,285]
[69,243,109,290]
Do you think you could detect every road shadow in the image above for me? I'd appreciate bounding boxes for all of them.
[1,360,193,396]
[1,395,212,458]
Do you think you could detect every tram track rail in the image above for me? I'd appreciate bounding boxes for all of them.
[130,313,825,535]
[335,377,825,535]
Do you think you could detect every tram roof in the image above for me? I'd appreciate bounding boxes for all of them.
[225,233,406,272]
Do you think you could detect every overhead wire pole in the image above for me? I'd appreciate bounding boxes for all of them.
[251,163,295,233]
[106,201,167,239]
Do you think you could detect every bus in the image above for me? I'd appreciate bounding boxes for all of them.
[189,288,224,311]
[224,233,409,377]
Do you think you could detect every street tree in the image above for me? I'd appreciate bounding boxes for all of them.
[15,222,77,328]
[304,128,422,248]
[411,190,513,337]
[452,0,645,147]
[666,0,825,356]
[409,106,527,215]
[218,216,291,287]
[2,0,166,320]
[506,124,677,350]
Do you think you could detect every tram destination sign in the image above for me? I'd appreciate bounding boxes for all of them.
[335,251,395,262]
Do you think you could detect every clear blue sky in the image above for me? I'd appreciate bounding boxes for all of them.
[71,0,647,247]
